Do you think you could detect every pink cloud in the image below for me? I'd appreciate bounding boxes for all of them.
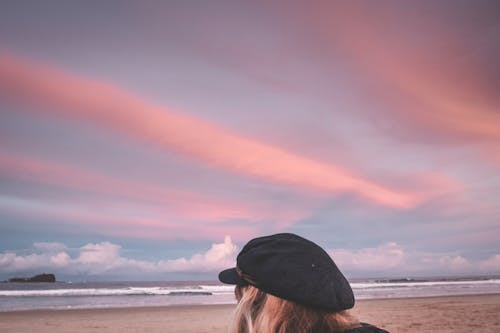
[0,152,326,237]
[0,153,260,222]
[0,52,420,208]
[312,3,500,145]
[0,194,256,241]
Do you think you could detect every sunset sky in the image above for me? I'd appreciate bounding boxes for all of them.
[1,1,499,281]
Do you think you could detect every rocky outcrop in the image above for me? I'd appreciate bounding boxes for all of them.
[8,273,56,283]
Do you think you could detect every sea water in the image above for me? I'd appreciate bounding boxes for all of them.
[1,277,499,311]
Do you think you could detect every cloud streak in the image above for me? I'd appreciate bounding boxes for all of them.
[0,152,324,239]
[0,196,256,241]
[0,152,258,222]
[0,52,419,208]
[314,3,500,145]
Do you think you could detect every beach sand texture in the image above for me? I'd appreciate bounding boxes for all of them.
[1,294,499,333]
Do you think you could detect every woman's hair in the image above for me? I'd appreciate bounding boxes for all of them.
[229,285,360,333]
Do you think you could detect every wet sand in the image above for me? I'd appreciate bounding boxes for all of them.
[1,294,499,332]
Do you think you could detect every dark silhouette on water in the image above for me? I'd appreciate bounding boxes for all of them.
[8,273,56,283]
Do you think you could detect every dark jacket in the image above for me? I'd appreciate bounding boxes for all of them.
[344,323,390,333]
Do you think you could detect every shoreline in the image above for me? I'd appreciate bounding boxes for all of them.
[2,292,500,313]
[1,294,499,332]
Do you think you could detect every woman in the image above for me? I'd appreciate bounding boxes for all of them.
[219,233,389,333]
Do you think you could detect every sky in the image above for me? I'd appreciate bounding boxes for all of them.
[0,1,499,281]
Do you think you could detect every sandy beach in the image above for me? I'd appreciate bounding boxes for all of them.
[1,294,499,333]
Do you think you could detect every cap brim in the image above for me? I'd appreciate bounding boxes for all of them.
[218,267,244,285]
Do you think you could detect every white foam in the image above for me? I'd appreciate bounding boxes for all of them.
[1,279,499,298]
[0,285,236,297]
[199,285,235,294]
[351,279,500,290]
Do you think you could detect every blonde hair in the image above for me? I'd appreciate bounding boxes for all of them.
[229,285,360,333]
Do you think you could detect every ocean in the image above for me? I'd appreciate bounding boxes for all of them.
[1,276,500,311]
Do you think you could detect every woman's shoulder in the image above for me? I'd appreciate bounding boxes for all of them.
[343,322,390,333]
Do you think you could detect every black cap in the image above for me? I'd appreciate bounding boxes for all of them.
[218,233,354,311]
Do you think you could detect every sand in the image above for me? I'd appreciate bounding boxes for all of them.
[1,294,499,333]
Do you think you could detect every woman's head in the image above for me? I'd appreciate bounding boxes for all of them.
[230,285,359,333]
[219,233,359,333]
[219,233,354,311]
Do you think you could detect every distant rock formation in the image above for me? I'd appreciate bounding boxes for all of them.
[8,273,56,283]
